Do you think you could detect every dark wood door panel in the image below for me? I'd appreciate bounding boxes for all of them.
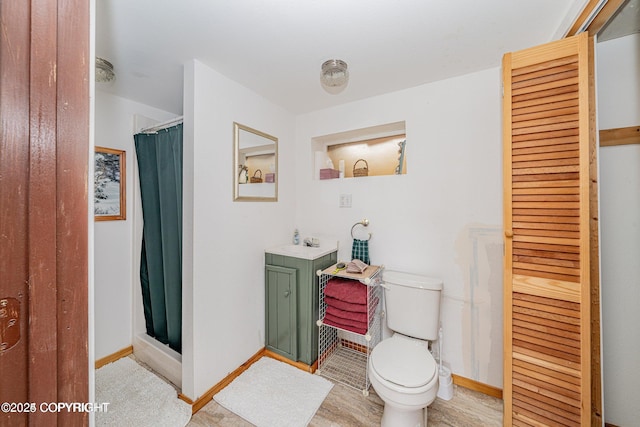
[0,0,89,425]
[0,1,31,425]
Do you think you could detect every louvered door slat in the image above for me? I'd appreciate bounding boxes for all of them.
[512,186,579,195]
[512,66,578,85]
[512,114,580,130]
[512,209,579,218]
[513,400,580,427]
[513,385,581,417]
[514,385,581,416]
[512,84,579,104]
[514,106,580,122]
[513,220,580,230]
[513,193,579,201]
[512,121,579,136]
[511,55,579,77]
[513,150,580,163]
[512,77,580,97]
[513,143,580,156]
[512,92,579,110]
[513,313,581,334]
[503,33,598,426]
[513,326,581,349]
[513,101,579,118]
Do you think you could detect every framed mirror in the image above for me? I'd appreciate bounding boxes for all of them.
[233,122,278,202]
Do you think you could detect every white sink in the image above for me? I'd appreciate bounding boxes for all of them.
[266,242,337,260]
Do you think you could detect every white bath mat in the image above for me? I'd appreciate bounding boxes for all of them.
[214,357,333,427]
[95,357,191,427]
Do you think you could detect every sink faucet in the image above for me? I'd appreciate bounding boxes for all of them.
[303,237,320,247]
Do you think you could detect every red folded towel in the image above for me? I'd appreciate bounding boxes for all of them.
[324,296,366,313]
[326,305,369,324]
[323,314,368,335]
[324,278,367,304]
[325,296,379,314]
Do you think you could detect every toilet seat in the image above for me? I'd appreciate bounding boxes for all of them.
[370,336,437,389]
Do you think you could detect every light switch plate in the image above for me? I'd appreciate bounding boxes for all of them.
[339,194,352,208]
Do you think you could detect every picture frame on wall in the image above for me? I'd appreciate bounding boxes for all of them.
[94,146,126,221]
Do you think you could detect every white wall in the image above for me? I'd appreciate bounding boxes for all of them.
[182,60,296,399]
[596,33,640,426]
[295,67,504,388]
[94,91,175,360]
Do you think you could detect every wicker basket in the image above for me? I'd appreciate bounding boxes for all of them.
[353,159,369,177]
[250,169,263,183]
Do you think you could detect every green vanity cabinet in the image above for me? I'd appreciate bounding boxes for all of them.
[265,265,298,360]
[265,250,337,365]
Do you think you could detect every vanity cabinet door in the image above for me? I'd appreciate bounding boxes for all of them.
[265,265,298,360]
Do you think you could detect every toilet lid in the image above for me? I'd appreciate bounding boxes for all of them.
[370,338,437,388]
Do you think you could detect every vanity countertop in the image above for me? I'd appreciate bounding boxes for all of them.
[265,242,337,260]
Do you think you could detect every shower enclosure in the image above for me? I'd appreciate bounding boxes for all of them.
[132,115,184,388]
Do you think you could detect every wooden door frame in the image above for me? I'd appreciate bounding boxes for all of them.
[565,2,630,425]
[566,0,628,37]
[0,0,90,425]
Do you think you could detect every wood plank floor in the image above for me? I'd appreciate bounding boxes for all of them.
[188,381,503,426]
[131,353,502,426]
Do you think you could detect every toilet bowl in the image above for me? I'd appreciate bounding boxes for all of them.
[369,334,438,427]
[367,270,443,427]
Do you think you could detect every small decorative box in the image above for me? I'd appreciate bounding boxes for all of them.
[320,168,340,179]
[265,173,275,183]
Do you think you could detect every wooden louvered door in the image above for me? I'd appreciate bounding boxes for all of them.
[503,32,600,426]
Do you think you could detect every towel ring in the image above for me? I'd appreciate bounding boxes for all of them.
[351,219,372,241]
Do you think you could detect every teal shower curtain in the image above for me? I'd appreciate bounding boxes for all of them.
[134,124,183,353]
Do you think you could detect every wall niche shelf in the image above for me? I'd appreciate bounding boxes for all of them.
[312,121,407,180]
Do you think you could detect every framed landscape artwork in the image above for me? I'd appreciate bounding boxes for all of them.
[95,146,126,221]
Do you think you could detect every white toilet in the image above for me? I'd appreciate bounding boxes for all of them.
[368,270,443,427]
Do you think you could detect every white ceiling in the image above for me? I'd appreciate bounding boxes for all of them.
[96,1,588,115]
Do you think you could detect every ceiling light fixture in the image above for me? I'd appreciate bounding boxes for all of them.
[95,57,115,83]
[320,59,349,90]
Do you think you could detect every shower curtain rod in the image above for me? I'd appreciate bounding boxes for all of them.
[138,116,183,134]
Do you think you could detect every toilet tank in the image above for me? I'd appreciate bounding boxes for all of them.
[382,271,443,341]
